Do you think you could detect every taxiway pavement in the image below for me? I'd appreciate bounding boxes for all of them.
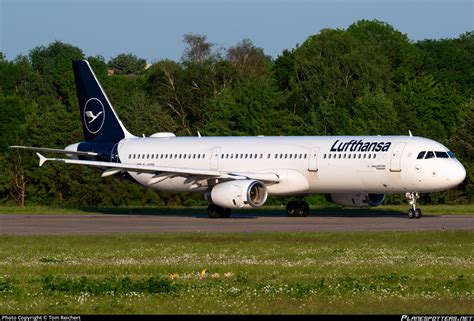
[1,213,472,235]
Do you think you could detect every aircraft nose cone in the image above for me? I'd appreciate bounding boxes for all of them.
[450,162,466,186]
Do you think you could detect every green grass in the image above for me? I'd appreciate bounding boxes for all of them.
[0,204,473,215]
[0,231,472,314]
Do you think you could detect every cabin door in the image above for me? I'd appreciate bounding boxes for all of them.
[210,147,221,170]
[390,142,406,172]
[308,147,320,172]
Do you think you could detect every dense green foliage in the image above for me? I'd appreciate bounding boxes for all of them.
[0,20,472,207]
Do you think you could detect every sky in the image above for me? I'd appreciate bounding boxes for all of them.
[1,0,473,62]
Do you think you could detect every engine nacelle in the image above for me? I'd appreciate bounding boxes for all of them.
[326,193,385,207]
[209,180,268,209]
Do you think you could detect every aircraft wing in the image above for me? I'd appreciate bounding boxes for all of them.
[35,153,280,183]
[36,153,220,177]
[33,152,280,185]
[11,145,99,157]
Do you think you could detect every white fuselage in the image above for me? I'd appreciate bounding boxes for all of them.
[116,135,466,195]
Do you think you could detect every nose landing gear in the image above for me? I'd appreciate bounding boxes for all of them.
[406,192,422,219]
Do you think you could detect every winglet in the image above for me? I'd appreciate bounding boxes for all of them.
[37,153,47,167]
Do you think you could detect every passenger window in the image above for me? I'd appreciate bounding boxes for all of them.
[289,154,292,159]
[363,154,366,159]
[338,154,341,159]
[304,154,307,159]
[323,154,326,159]
[358,154,361,159]
[417,151,426,159]
[373,154,376,159]
[267,153,270,159]
[425,151,435,159]
[368,154,371,159]
[435,151,449,158]
[254,154,258,158]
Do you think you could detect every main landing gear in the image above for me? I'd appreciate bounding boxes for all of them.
[207,204,232,218]
[286,200,310,217]
[406,192,422,219]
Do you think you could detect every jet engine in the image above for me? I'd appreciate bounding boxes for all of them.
[209,180,268,209]
[326,193,385,207]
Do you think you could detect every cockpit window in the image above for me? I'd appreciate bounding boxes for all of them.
[417,151,426,159]
[425,151,435,159]
[447,151,456,159]
[435,151,449,158]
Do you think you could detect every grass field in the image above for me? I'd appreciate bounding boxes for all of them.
[0,231,472,314]
[1,204,473,215]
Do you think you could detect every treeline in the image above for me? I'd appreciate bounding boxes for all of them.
[0,20,472,207]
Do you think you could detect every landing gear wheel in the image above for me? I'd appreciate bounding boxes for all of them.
[407,208,415,219]
[222,207,232,218]
[406,192,421,219]
[286,200,310,217]
[286,201,299,217]
[207,204,232,218]
[414,208,422,219]
[297,200,310,217]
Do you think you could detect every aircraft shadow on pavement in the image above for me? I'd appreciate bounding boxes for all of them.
[80,206,409,218]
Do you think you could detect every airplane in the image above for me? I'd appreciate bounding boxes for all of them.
[11,60,466,219]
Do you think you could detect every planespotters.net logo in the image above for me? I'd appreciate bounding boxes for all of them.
[402,316,474,321]
[83,98,105,134]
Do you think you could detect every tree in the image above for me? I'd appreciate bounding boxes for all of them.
[347,19,421,80]
[109,53,146,75]
[29,41,84,107]
[398,75,466,140]
[449,103,474,203]
[350,90,399,135]
[181,33,215,63]
[417,32,474,99]
[226,39,270,78]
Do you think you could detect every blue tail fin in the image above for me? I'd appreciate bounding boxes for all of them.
[72,60,133,142]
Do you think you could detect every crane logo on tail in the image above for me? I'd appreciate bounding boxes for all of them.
[83,98,105,134]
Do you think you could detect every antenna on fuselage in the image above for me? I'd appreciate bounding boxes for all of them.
[408,130,413,137]
[197,131,202,138]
